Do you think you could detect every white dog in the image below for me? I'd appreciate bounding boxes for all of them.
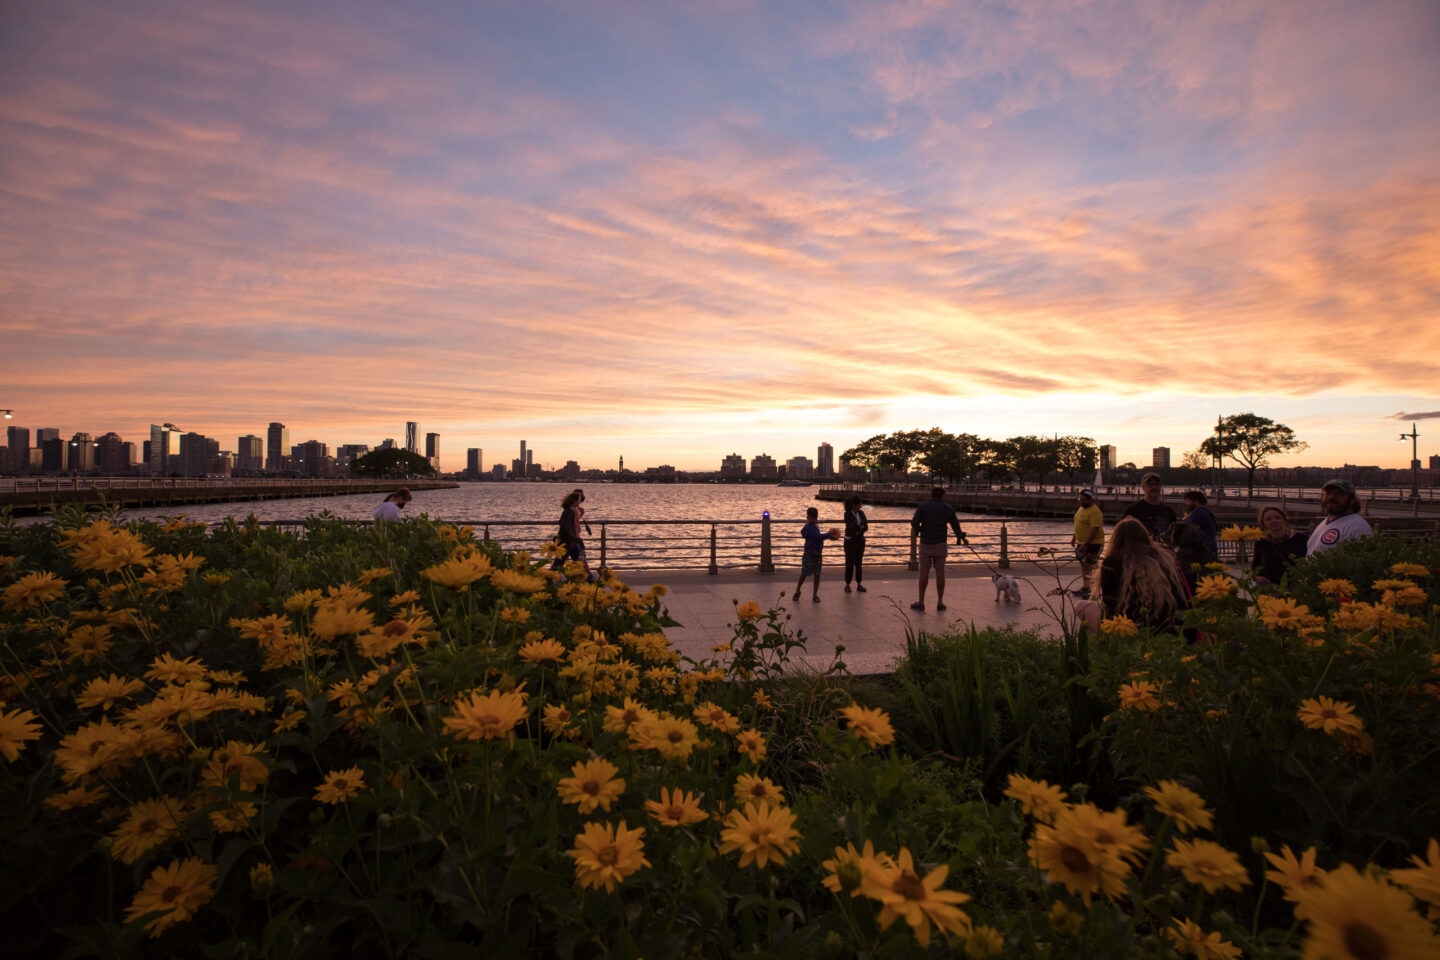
[992,573,1021,603]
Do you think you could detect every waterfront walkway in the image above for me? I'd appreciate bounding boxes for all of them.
[651,560,1074,675]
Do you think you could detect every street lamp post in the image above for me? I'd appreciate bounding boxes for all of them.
[1398,423,1420,500]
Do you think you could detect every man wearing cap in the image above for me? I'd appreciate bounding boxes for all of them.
[1307,479,1372,555]
[1071,489,1104,598]
[1122,472,1178,541]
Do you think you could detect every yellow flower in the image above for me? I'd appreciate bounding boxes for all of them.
[0,707,43,761]
[1318,578,1358,597]
[200,741,270,792]
[645,787,707,827]
[1257,595,1313,630]
[734,728,767,763]
[735,601,764,622]
[839,703,895,747]
[1004,774,1068,824]
[420,553,492,590]
[1193,575,1236,601]
[389,589,421,606]
[541,703,577,738]
[1048,900,1084,936]
[314,766,365,804]
[354,616,427,658]
[498,605,531,624]
[1297,697,1364,736]
[124,857,217,936]
[602,697,655,733]
[309,603,375,640]
[1118,680,1161,711]
[209,800,257,833]
[1389,561,1430,578]
[44,784,108,811]
[1142,780,1214,834]
[1390,838,1440,906]
[557,757,626,814]
[2,571,67,611]
[964,925,1004,959]
[822,840,892,895]
[1166,838,1250,894]
[1291,863,1437,958]
[1100,614,1139,637]
[1385,585,1428,606]
[490,570,547,595]
[442,688,529,741]
[631,714,699,761]
[1027,806,1137,905]
[53,718,131,782]
[1219,525,1264,541]
[733,773,785,805]
[1167,918,1242,960]
[859,846,972,946]
[144,653,209,686]
[568,821,649,891]
[718,802,801,868]
[1263,845,1325,902]
[752,688,773,710]
[693,701,741,733]
[249,862,274,896]
[62,624,114,663]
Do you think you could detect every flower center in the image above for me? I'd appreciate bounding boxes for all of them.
[893,871,927,901]
[137,820,157,836]
[161,884,183,904]
[478,713,498,726]
[383,621,408,637]
[667,730,683,744]
[333,778,349,790]
[581,780,599,796]
[1320,708,1338,720]
[664,805,683,820]
[1342,921,1388,960]
[1059,844,1093,874]
[597,846,619,866]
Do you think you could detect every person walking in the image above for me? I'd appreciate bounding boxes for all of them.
[842,495,869,593]
[373,487,411,521]
[1071,489,1104,598]
[1122,472,1178,541]
[554,489,596,580]
[1306,479,1372,555]
[910,486,967,612]
[1253,504,1307,585]
[792,507,836,603]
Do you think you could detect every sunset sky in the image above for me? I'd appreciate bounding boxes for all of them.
[3,0,1438,473]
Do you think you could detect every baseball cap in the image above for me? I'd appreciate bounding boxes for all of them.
[1078,489,1095,498]
[1321,478,1355,495]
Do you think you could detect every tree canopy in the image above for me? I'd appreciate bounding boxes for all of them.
[841,429,1095,483]
[350,448,438,479]
[1200,413,1307,497]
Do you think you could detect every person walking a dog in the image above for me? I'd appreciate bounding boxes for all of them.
[842,495,869,593]
[910,486,967,612]
[1071,489,1104,598]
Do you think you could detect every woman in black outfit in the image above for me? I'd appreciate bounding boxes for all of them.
[843,495,868,593]
[1252,505,1307,586]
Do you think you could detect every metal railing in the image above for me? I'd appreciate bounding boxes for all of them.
[1,477,425,493]
[820,481,1439,504]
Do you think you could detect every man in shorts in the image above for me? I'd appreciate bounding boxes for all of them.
[1307,479,1372,555]
[1122,472,1177,541]
[1071,489,1104,598]
[911,486,967,612]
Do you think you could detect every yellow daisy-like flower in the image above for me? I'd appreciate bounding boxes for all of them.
[124,857,217,937]
[1167,918,1241,960]
[964,925,1005,959]
[1384,585,1428,606]
[1100,615,1139,637]
[859,846,972,946]
[1371,578,1419,592]
[1390,838,1440,906]
[2,571,67,611]
[62,624,114,663]
[1263,845,1325,902]
[144,653,209,686]
[490,569,548,595]
[309,603,375,640]
[734,728,767,763]
[1048,900,1084,937]
[519,638,567,663]
[1166,838,1250,894]
[498,605,531,624]
[1193,574,1236,601]
[1257,595,1313,631]
[420,553,493,590]
[1004,773,1068,824]
[1291,863,1437,958]
[822,840,892,895]
[692,701,741,733]
[1142,780,1214,834]
[631,714,700,761]
[208,800,257,833]
[568,821,649,891]
[314,766,365,804]
[557,757,626,814]
[1388,561,1430,578]
[1118,680,1161,711]
[735,601,764,622]
[601,697,655,733]
[199,740,270,792]
[1318,578,1358,598]
[44,784,109,811]
[1027,809,1135,906]
[442,688,529,741]
[541,703,576,737]
[734,773,785,806]
[1219,525,1265,541]
[356,566,392,584]
[839,703,895,747]
[718,802,801,868]
[1297,697,1364,736]
[752,688,773,710]
[0,707,44,762]
[645,787,707,827]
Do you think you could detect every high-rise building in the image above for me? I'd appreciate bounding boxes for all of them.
[1431,455,1440,471]
[560,460,580,480]
[67,432,96,472]
[120,442,136,469]
[336,444,370,466]
[149,424,180,475]
[96,432,128,473]
[237,435,264,473]
[817,443,834,478]
[750,453,777,478]
[292,440,330,478]
[34,428,60,447]
[425,432,440,462]
[406,422,419,453]
[786,456,814,478]
[1152,447,1171,470]
[520,440,527,468]
[41,436,64,472]
[1100,445,1118,473]
[466,448,482,480]
[720,453,746,477]
[379,438,396,450]
[6,426,29,475]
[266,422,289,473]
[179,432,211,477]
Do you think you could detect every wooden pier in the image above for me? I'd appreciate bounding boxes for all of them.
[0,477,458,516]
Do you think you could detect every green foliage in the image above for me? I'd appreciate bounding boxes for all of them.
[1200,413,1307,496]
[349,448,437,478]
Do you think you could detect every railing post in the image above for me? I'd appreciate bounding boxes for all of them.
[908,530,918,571]
[709,523,718,575]
[1000,523,1010,569]
[599,523,607,568]
[759,516,774,573]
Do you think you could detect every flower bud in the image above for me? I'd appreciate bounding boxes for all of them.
[249,862,274,896]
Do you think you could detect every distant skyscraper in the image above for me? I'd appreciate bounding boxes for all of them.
[34,428,60,447]
[1100,445,1118,473]
[96,432,127,473]
[406,422,419,453]
[1431,455,1440,471]
[266,422,289,473]
[1152,446,1171,470]
[720,453,746,476]
[178,432,211,477]
[67,432,96,472]
[237,435,264,473]
[786,456,814,478]
[6,426,29,475]
[817,442,834,478]
[293,440,329,478]
[41,436,64,472]
[425,432,440,462]
[149,424,180,475]
[466,448,482,480]
[750,453,777,478]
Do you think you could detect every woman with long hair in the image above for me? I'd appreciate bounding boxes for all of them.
[553,489,592,578]
[1076,516,1190,634]
[1253,504,1307,586]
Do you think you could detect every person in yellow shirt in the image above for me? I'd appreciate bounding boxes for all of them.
[1071,489,1104,598]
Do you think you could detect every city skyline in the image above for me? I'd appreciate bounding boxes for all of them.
[3,2,1437,470]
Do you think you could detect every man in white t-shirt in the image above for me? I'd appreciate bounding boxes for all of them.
[373,488,412,522]
[1306,479,1371,555]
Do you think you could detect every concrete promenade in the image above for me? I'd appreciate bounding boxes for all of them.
[643,560,1076,675]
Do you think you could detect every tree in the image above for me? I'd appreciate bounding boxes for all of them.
[1200,413,1307,498]
[351,448,437,479]
[1179,448,1208,471]
[1055,436,1097,480]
